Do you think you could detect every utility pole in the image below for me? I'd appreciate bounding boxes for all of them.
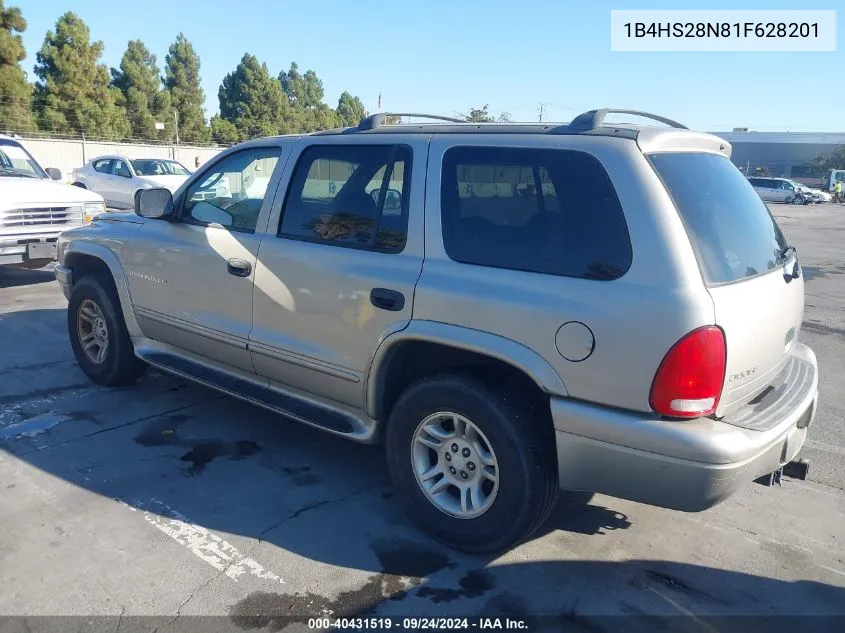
[174,111,180,145]
[538,103,546,123]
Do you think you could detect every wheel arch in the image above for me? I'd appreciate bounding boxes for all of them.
[63,243,142,339]
[366,320,567,421]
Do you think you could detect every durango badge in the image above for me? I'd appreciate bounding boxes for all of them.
[127,270,168,284]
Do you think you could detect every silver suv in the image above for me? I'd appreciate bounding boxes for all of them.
[55,109,819,553]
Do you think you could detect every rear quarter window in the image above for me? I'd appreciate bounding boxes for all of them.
[440,146,632,280]
[649,152,788,285]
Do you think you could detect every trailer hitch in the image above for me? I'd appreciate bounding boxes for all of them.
[754,459,810,487]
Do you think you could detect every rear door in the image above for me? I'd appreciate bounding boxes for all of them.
[650,152,804,415]
[760,180,779,202]
[88,159,113,204]
[249,137,426,409]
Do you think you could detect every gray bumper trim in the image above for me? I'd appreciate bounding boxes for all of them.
[551,342,818,511]
[720,351,816,431]
[55,264,73,299]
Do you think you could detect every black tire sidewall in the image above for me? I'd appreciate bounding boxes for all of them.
[386,376,552,552]
[68,277,128,385]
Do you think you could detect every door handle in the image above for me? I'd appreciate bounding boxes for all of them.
[370,288,405,311]
[227,258,252,277]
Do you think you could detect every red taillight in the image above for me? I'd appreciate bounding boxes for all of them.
[649,326,726,418]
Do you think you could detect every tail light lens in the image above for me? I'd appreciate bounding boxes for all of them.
[650,326,726,418]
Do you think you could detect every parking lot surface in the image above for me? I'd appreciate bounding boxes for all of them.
[1,203,844,630]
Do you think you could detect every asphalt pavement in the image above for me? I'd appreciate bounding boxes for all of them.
[1,202,843,631]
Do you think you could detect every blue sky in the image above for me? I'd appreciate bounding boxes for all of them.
[17,0,843,132]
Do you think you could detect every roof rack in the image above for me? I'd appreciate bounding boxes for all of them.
[569,109,687,131]
[358,112,466,130]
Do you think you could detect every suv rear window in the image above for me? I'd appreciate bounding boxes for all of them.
[440,147,632,280]
[650,152,788,285]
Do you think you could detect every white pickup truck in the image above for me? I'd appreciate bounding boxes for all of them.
[0,135,106,269]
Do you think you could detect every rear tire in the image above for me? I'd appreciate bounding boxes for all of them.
[385,374,558,554]
[68,275,146,386]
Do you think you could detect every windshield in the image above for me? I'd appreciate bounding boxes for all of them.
[650,152,788,285]
[0,140,47,179]
[131,159,191,177]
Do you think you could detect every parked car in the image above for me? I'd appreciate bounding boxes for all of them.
[55,109,818,553]
[748,177,812,204]
[0,135,105,269]
[796,183,832,203]
[72,156,194,209]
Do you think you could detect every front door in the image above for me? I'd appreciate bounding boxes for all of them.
[123,145,286,373]
[249,138,426,408]
[110,159,135,208]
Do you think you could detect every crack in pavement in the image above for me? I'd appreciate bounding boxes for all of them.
[114,605,126,633]
[167,486,370,618]
[2,358,76,372]
[282,499,334,524]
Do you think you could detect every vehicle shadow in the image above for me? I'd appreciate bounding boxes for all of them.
[0,308,842,627]
[0,265,56,288]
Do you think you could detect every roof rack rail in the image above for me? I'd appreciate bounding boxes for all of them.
[569,109,687,131]
[358,112,466,130]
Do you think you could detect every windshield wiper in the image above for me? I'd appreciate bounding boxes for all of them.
[778,244,797,263]
[778,245,800,282]
[0,167,39,178]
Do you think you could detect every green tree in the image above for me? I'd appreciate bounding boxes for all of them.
[0,0,33,133]
[336,91,366,127]
[279,62,324,109]
[462,105,494,122]
[278,62,341,132]
[460,105,511,123]
[219,53,287,140]
[33,12,128,139]
[111,40,173,141]
[164,33,209,143]
[805,147,845,177]
[209,114,239,144]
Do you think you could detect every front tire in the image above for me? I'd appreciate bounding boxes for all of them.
[68,276,146,386]
[385,374,558,554]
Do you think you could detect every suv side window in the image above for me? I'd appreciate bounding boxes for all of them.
[279,144,411,253]
[440,146,631,280]
[183,147,281,232]
[93,159,113,174]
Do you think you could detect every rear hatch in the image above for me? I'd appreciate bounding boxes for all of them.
[649,152,804,420]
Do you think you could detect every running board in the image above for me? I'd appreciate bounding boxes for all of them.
[136,349,374,441]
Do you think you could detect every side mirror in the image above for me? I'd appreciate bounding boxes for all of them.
[46,167,62,181]
[370,187,402,210]
[136,188,175,219]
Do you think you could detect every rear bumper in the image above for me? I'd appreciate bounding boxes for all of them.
[552,343,818,511]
